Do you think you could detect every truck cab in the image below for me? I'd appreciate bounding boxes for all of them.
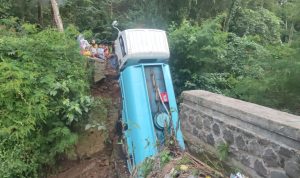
[115,29,170,70]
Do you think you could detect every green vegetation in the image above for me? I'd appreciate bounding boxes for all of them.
[1,0,300,177]
[217,143,230,161]
[139,157,155,178]
[0,20,92,177]
[192,144,236,176]
[167,0,300,115]
[160,149,172,167]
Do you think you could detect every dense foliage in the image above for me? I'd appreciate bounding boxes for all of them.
[168,17,300,115]
[167,0,300,115]
[0,22,92,177]
[168,17,266,94]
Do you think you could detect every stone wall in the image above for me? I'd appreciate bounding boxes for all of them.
[180,90,300,178]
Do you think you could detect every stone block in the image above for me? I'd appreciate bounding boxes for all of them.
[236,135,246,151]
[190,109,196,115]
[227,125,237,131]
[241,155,251,167]
[206,134,215,146]
[192,127,199,136]
[248,155,257,169]
[229,145,240,158]
[212,123,220,136]
[203,117,212,131]
[279,157,285,168]
[254,159,268,177]
[180,111,188,120]
[258,138,271,146]
[198,130,207,142]
[248,140,262,157]
[279,147,294,158]
[270,170,289,178]
[284,160,300,178]
[181,105,190,113]
[188,115,195,124]
[262,148,279,167]
[223,129,234,144]
[215,138,225,146]
[243,131,255,139]
[181,120,186,130]
[194,116,203,129]
[185,123,192,134]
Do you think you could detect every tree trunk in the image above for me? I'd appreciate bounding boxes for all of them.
[224,0,240,32]
[21,0,27,22]
[288,23,294,45]
[38,0,43,27]
[110,0,113,19]
[50,0,64,32]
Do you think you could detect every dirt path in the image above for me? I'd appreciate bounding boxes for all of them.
[49,64,129,178]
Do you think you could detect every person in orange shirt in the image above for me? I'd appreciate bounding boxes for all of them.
[82,47,91,57]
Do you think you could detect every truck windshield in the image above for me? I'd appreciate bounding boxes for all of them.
[119,36,126,57]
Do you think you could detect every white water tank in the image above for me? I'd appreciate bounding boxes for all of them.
[115,29,170,69]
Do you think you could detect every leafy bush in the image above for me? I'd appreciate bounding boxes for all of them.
[234,45,300,115]
[229,7,282,44]
[0,25,92,177]
[217,143,229,161]
[140,157,155,177]
[168,17,227,94]
[160,149,171,166]
[168,17,267,95]
[168,14,300,115]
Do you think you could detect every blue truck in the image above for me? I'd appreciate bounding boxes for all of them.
[113,27,185,175]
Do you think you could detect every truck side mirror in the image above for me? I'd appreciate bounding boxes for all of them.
[112,20,118,27]
[112,20,120,33]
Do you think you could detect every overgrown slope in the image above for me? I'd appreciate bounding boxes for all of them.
[0,24,92,177]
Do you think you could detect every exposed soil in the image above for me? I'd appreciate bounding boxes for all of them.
[48,62,129,178]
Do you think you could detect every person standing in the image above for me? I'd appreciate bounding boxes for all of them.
[97,42,105,59]
[90,39,98,58]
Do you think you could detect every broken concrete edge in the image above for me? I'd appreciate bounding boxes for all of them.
[181,90,300,142]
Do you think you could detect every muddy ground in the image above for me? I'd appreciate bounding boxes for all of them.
[48,63,129,178]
